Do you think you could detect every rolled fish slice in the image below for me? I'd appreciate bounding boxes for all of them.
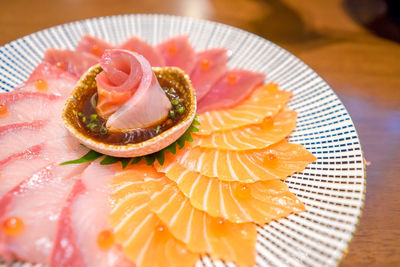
[120,36,165,67]
[50,163,132,267]
[197,83,292,134]
[155,162,305,224]
[171,140,317,183]
[157,35,196,74]
[109,163,199,267]
[193,109,297,151]
[197,69,265,114]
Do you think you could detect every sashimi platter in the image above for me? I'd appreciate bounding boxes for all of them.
[0,15,365,267]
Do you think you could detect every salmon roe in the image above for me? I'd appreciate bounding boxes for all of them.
[200,59,210,70]
[154,224,169,243]
[91,45,102,57]
[234,184,252,200]
[210,218,228,237]
[264,153,279,168]
[56,61,66,70]
[167,43,178,56]
[97,230,114,250]
[35,78,48,92]
[261,116,274,129]
[0,104,8,118]
[2,217,24,237]
[227,73,237,85]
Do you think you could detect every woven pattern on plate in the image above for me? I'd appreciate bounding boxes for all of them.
[0,14,365,267]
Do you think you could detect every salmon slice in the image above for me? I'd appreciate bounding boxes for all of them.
[148,181,257,267]
[197,69,265,114]
[157,35,196,74]
[155,162,305,224]
[109,164,199,267]
[197,83,292,134]
[0,120,67,161]
[0,163,88,264]
[190,48,229,101]
[120,36,165,67]
[76,34,114,57]
[50,163,132,267]
[171,140,316,183]
[193,109,297,151]
[17,62,77,98]
[0,92,63,126]
[0,138,86,198]
[44,49,98,77]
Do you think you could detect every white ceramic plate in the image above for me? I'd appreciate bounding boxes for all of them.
[0,14,365,267]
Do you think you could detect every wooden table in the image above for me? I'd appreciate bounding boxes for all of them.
[1,0,399,266]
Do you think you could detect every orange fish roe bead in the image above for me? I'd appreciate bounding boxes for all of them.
[261,116,274,130]
[264,153,279,168]
[200,59,210,70]
[210,218,228,237]
[154,224,169,243]
[34,78,48,92]
[2,217,24,237]
[167,43,178,56]
[227,73,238,85]
[91,45,102,57]
[234,184,252,200]
[0,104,8,118]
[97,230,114,250]
[56,61,66,71]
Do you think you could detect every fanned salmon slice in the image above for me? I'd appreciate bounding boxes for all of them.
[0,92,63,126]
[193,109,297,151]
[172,140,316,183]
[109,164,199,267]
[155,162,305,224]
[50,163,132,267]
[197,83,292,134]
[0,163,88,264]
[148,181,257,267]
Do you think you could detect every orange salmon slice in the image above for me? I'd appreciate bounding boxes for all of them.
[193,109,297,151]
[197,83,292,135]
[155,162,305,224]
[171,140,316,183]
[109,164,199,267]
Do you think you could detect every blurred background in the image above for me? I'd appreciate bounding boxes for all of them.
[0,0,399,266]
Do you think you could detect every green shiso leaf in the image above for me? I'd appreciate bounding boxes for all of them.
[60,150,103,165]
[60,115,200,167]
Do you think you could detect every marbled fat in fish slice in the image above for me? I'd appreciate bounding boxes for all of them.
[120,36,165,67]
[50,163,132,267]
[157,35,196,74]
[193,109,297,151]
[155,162,305,224]
[190,48,229,101]
[197,83,292,134]
[109,163,199,267]
[171,140,316,182]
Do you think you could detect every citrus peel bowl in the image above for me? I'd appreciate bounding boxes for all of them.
[62,64,197,158]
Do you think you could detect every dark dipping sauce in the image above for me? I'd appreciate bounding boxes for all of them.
[77,77,188,145]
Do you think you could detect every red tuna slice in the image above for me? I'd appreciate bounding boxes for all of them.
[44,49,98,78]
[120,36,165,67]
[96,49,171,130]
[51,163,132,267]
[16,62,77,98]
[76,35,114,57]
[0,136,87,198]
[0,92,64,126]
[197,69,266,113]
[0,163,89,265]
[190,48,229,101]
[156,35,196,74]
